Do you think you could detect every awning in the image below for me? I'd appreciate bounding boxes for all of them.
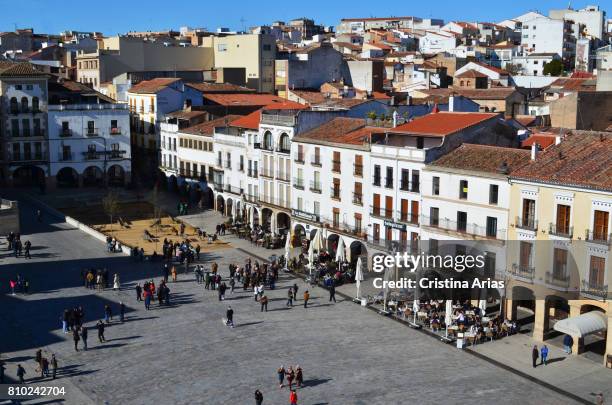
[553,311,608,338]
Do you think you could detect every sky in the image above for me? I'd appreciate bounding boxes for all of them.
[0,0,608,35]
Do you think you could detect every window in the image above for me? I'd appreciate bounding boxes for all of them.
[354,213,362,234]
[332,178,340,200]
[239,155,244,171]
[313,147,321,165]
[332,151,341,173]
[33,119,41,136]
[519,241,532,269]
[354,155,363,176]
[333,208,340,228]
[592,210,609,241]
[32,97,39,112]
[21,119,30,137]
[457,211,467,232]
[429,239,439,255]
[217,43,227,52]
[263,131,273,150]
[385,196,393,218]
[9,97,18,114]
[489,184,499,205]
[12,143,20,160]
[486,216,497,238]
[416,137,424,149]
[400,169,409,190]
[459,180,468,199]
[313,201,320,216]
[589,256,605,287]
[411,170,420,192]
[279,133,290,152]
[555,204,571,235]
[521,199,536,228]
[373,223,380,241]
[553,248,568,279]
[21,97,28,113]
[353,182,362,205]
[87,121,96,135]
[432,176,440,195]
[385,167,393,188]
[373,165,381,186]
[430,207,439,226]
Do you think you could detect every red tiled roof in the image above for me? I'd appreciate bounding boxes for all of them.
[181,115,242,137]
[511,131,612,192]
[455,69,487,79]
[0,61,46,77]
[202,93,287,106]
[521,133,557,149]
[185,82,256,93]
[295,117,385,146]
[230,101,306,130]
[570,71,595,79]
[393,112,500,137]
[429,144,530,174]
[128,78,181,94]
[341,16,415,22]
[471,61,509,75]
[288,90,328,104]
[549,78,595,92]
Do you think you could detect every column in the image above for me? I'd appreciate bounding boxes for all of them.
[532,299,547,342]
[569,303,582,355]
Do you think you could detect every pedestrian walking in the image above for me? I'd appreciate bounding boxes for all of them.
[532,345,539,368]
[563,334,573,354]
[295,365,303,388]
[73,328,80,351]
[254,389,264,405]
[277,366,286,388]
[41,357,49,377]
[120,302,125,323]
[81,326,88,350]
[303,290,310,308]
[97,320,106,343]
[16,364,26,383]
[24,240,31,259]
[136,284,142,301]
[226,306,234,328]
[289,389,298,405]
[286,288,293,307]
[144,290,151,310]
[104,304,112,323]
[171,266,177,282]
[540,344,549,365]
[286,367,295,390]
[113,274,120,291]
[0,360,5,383]
[50,355,57,379]
[293,283,299,301]
[260,294,268,312]
[329,283,336,303]
[219,282,227,301]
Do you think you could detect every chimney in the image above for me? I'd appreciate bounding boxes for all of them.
[392,110,398,128]
[555,135,561,145]
[531,143,538,161]
[449,95,455,112]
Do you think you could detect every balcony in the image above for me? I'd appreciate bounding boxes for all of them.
[399,180,420,193]
[580,280,609,300]
[260,169,274,179]
[293,178,304,190]
[354,164,363,177]
[585,230,612,246]
[294,153,305,164]
[370,205,393,219]
[323,219,366,239]
[224,160,232,169]
[515,216,538,232]
[384,178,394,189]
[373,176,381,187]
[213,183,224,192]
[224,185,243,195]
[311,156,322,167]
[545,271,570,289]
[86,128,99,136]
[509,263,535,281]
[275,171,290,182]
[258,195,290,209]
[331,160,341,173]
[244,194,258,203]
[253,142,261,150]
[397,211,419,225]
[260,143,274,152]
[330,187,341,200]
[59,152,74,162]
[276,147,291,155]
[110,127,122,135]
[60,128,72,137]
[352,192,363,206]
[549,223,573,239]
[309,181,321,193]
[421,215,507,240]
[248,169,259,178]
[83,152,99,160]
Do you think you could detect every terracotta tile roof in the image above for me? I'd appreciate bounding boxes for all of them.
[180,115,242,137]
[429,144,530,174]
[549,78,596,92]
[367,42,392,50]
[184,82,256,93]
[294,117,385,146]
[0,61,46,77]
[521,133,557,149]
[128,78,181,94]
[511,131,612,192]
[570,71,595,79]
[230,101,307,130]
[202,93,287,106]
[332,41,362,51]
[289,90,328,104]
[514,115,537,127]
[167,110,208,120]
[455,69,488,79]
[472,61,509,75]
[310,98,369,109]
[419,87,517,100]
[393,112,500,137]
[341,16,415,22]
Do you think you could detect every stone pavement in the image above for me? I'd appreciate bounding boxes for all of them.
[0,196,593,405]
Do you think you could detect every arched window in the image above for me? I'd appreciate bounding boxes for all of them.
[460,81,464,86]
[32,97,39,112]
[279,133,290,153]
[263,131,273,150]
[21,97,28,112]
[9,97,18,114]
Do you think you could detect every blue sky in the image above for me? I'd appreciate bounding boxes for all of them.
[0,0,607,35]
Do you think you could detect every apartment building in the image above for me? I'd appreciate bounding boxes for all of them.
[507,131,612,365]
[336,16,443,34]
[0,61,48,187]
[521,17,577,66]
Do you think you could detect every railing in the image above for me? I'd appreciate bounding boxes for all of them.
[293,178,304,190]
[248,169,259,178]
[515,216,538,231]
[373,176,381,187]
[258,195,290,209]
[585,230,612,245]
[580,280,608,300]
[509,263,535,281]
[309,181,321,193]
[384,177,393,189]
[276,147,291,154]
[311,156,322,167]
[275,171,290,182]
[109,150,126,159]
[244,194,258,203]
[370,205,393,219]
[549,223,573,238]
[353,192,363,206]
[420,215,507,240]
[84,152,99,160]
[354,164,363,176]
[86,128,99,136]
[330,187,341,200]
[9,153,47,162]
[110,127,122,135]
[59,152,74,161]
[294,153,305,163]
[60,129,72,137]
[331,160,341,173]
[545,270,570,289]
[261,143,274,152]
[323,219,365,239]
[253,142,261,150]
[224,185,243,195]
[399,180,420,193]
[216,159,223,167]
[397,211,419,225]
[224,160,232,169]
[213,183,224,192]
[260,169,274,178]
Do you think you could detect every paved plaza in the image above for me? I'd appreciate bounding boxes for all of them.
[0,197,598,404]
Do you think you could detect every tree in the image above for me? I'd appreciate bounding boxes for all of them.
[504,63,522,75]
[102,191,120,235]
[543,59,563,76]
[366,111,377,120]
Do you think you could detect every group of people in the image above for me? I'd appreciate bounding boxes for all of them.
[161,238,200,263]
[81,268,120,291]
[137,279,171,309]
[34,350,58,379]
[6,232,32,259]
[105,236,122,253]
[8,274,29,295]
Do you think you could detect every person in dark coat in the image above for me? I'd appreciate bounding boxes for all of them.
[329,283,336,303]
[97,320,106,342]
[73,328,80,351]
[532,345,539,368]
[136,284,142,301]
[254,389,263,405]
[81,327,88,350]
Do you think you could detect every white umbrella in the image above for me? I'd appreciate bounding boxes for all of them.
[284,229,292,264]
[314,229,324,251]
[445,299,453,338]
[479,299,488,316]
[335,237,346,262]
[412,298,420,324]
[383,263,392,311]
[355,256,364,299]
[270,213,276,234]
[308,235,316,275]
